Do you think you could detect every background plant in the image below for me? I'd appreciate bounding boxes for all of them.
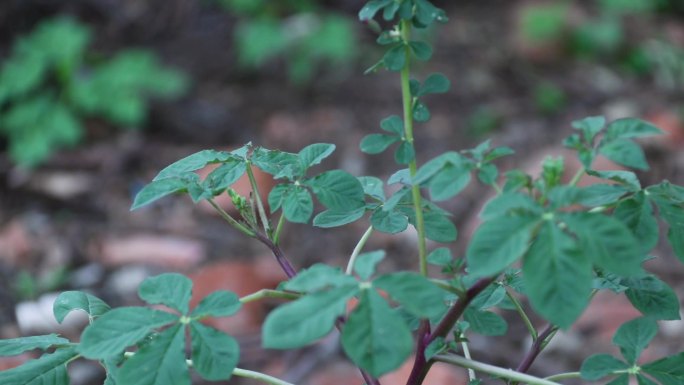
[2,2,684,385]
[0,17,188,167]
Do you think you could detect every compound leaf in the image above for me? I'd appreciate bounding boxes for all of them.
[308,170,365,211]
[613,317,658,364]
[191,291,241,318]
[282,186,313,224]
[190,322,239,381]
[138,273,192,314]
[642,352,684,385]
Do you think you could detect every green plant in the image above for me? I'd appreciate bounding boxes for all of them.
[0,17,188,167]
[2,2,684,385]
[217,0,357,84]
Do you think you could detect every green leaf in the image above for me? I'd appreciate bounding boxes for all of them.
[605,118,663,141]
[477,163,498,185]
[572,116,605,143]
[643,352,684,385]
[463,309,508,336]
[314,208,366,228]
[191,291,241,318]
[138,273,192,314]
[422,211,457,242]
[523,221,592,328]
[374,272,447,318]
[624,276,681,320]
[578,184,630,206]
[600,138,649,170]
[417,73,450,96]
[359,176,385,201]
[587,170,641,191]
[263,285,358,349]
[118,324,190,385]
[309,170,365,211]
[562,212,644,277]
[154,150,231,181]
[283,264,357,292]
[466,215,539,277]
[580,354,629,380]
[608,374,630,385]
[384,44,407,71]
[360,134,400,154]
[359,0,393,20]
[412,152,462,185]
[0,346,78,385]
[470,284,506,310]
[613,317,658,364]
[371,208,409,234]
[636,374,659,385]
[282,186,314,224]
[53,291,110,323]
[341,289,413,377]
[614,193,658,255]
[354,250,386,280]
[480,193,541,221]
[429,163,471,201]
[131,177,188,210]
[251,148,301,180]
[298,143,335,171]
[190,322,239,380]
[427,248,453,266]
[380,115,404,135]
[387,169,412,186]
[413,101,430,122]
[0,335,69,356]
[648,195,684,263]
[203,160,247,193]
[394,141,415,164]
[268,183,289,212]
[79,307,178,359]
[409,41,432,61]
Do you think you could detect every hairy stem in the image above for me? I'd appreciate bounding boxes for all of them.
[346,226,374,275]
[399,19,428,277]
[404,321,432,385]
[245,162,271,234]
[207,199,256,237]
[433,355,563,385]
[240,289,301,304]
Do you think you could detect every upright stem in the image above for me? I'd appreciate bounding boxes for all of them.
[246,162,271,234]
[399,19,428,277]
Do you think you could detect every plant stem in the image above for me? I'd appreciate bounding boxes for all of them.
[515,324,559,374]
[233,368,296,385]
[505,288,537,340]
[544,372,582,382]
[429,278,462,294]
[240,289,301,303]
[207,199,256,237]
[245,162,271,234]
[346,226,374,275]
[255,231,298,279]
[460,333,476,381]
[433,355,563,385]
[273,214,286,244]
[399,19,428,277]
[406,276,496,385]
[568,166,586,187]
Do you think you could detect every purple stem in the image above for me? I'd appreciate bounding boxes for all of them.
[516,324,557,374]
[404,321,431,385]
[405,276,497,385]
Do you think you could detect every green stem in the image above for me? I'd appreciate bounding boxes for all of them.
[273,214,286,245]
[399,19,428,277]
[207,199,256,237]
[429,278,462,295]
[240,289,301,304]
[433,355,563,385]
[459,334,476,381]
[544,372,582,382]
[123,352,293,385]
[492,182,503,195]
[568,166,586,187]
[346,226,374,275]
[233,368,296,385]
[505,288,537,341]
[245,162,271,234]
